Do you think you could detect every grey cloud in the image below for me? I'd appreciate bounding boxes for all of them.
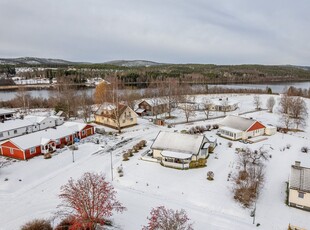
[0,0,309,65]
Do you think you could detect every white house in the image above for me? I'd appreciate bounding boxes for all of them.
[209,98,238,112]
[151,131,212,169]
[218,115,266,140]
[289,161,310,211]
[24,115,56,130]
[0,115,65,141]
[0,119,38,141]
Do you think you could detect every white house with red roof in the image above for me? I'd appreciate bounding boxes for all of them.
[218,115,267,140]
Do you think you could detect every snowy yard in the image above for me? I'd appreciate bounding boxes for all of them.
[0,94,310,229]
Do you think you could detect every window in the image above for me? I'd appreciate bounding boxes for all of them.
[82,130,86,136]
[56,139,60,145]
[10,148,14,155]
[14,130,17,134]
[298,192,305,198]
[65,136,70,142]
[0,132,3,138]
[30,147,36,154]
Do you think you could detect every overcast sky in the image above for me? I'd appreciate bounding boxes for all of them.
[0,0,309,65]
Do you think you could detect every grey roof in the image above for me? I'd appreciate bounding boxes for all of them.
[0,109,15,115]
[151,131,205,155]
[290,165,310,192]
[219,115,257,131]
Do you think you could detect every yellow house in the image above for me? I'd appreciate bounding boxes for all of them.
[289,161,310,211]
[94,103,137,130]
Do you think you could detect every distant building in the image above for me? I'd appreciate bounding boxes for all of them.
[289,161,310,211]
[95,103,137,129]
[136,99,168,116]
[0,108,15,121]
[151,131,213,169]
[209,98,238,112]
[218,115,266,140]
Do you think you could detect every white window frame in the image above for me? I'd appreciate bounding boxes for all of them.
[30,147,36,154]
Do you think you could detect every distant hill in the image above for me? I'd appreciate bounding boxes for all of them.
[0,57,79,65]
[103,60,165,67]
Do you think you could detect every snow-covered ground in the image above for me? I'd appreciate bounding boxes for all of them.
[0,94,310,229]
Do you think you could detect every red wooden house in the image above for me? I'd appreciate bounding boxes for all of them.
[0,126,74,160]
[62,122,95,139]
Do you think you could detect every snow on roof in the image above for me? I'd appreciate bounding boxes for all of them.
[206,136,217,143]
[139,99,166,106]
[0,119,34,132]
[0,109,15,115]
[161,150,193,159]
[290,165,310,192]
[49,115,64,119]
[151,131,205,155]
[62,121,87,131]
[7,126,74,150]
[219,126,244,133]
[219,115,257,131]
[210,98,238,106]
[24,115,47,123]
[135,108,145,113]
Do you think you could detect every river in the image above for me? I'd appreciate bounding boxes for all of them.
[0,81,309,101]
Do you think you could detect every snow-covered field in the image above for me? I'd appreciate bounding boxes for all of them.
[0,94,310,230]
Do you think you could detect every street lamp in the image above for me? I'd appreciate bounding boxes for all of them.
[72,147,75,163]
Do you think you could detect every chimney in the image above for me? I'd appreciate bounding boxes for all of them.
[295,161,301,167]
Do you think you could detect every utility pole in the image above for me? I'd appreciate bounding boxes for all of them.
[110,151,114,181]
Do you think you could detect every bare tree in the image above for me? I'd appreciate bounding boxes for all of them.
[179,95,196,123]
[79,91,93,123]
[266,96,275,113]
[290,97,308,129]
[57,172,125,230]
[280,113,293,130]
[253,95,262,110]
[233,147,268,207]
[279,94,292,114]
[201,98,212,119]
[221,98,230,115]
[143,206,193,230]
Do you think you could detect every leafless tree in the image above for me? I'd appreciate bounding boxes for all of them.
[280,113,293,130]
[233,147,268,207]
[79,91,93,123]
[253,95,262,110]
[221,98,230,115]
[179,95,196,123]
[266,96,275,113]
[162,79,180,118]
[279,94,292,114]
[201,98,212,119]
[290,97,308,129]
